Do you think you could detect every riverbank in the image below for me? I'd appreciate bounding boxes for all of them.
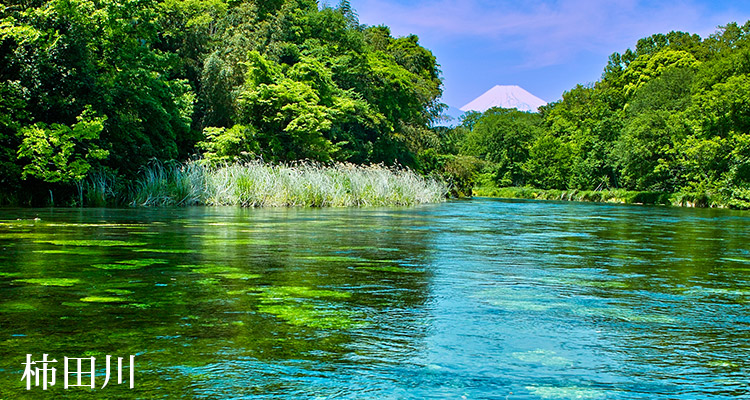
[1,161,448,208]
[473,186,750,210]
[125,161,447,208]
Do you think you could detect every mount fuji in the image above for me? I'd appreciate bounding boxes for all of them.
[460,85,547,113]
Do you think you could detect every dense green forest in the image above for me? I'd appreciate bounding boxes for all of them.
[0,0,443,205]
[432,22,750,208]
[2,1,749,209]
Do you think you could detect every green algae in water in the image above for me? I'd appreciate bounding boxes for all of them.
[0,232,45,240]
[195,236,278,246]
[42,223,148,229]
[35,239,147,247]
[93,263,146,270]
[80,296,127,303]
[556,278,629,290]
[254,286,361,329]
[582,280,629,289]
[179,264,259,280]
[105,289,134,295]
[219,273,261,280]
[119,258,168,266]
[195,278,220,285]
[258,286,352,300]
[512,349,572,367]
[720,257,750,264]
[0,301,37,312]
[0,220,39,227]
[13,278,81,287]
[257,303,361,330]
[181,264,238,274]
[61,302,90,308]
[133,248,196,254]
[344,246,401,252]
[125,303,153,309]
[707,360,740,368]
[93,258,169,270]
[33,248,106,255]
[684,286,750,297]
[526,386,607,399]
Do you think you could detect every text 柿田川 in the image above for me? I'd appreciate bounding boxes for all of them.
[21,354,135,390]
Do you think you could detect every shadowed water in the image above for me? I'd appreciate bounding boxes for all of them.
[0,199,748,399]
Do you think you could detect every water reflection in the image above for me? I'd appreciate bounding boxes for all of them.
[0,200,749,399]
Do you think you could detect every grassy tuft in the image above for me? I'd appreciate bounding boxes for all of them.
[131,161,206,207]
[130,160,447,207]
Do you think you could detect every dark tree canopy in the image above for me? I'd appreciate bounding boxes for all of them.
[0,0,444,203]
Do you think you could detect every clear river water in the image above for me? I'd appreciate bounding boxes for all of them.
[0,198,748,399]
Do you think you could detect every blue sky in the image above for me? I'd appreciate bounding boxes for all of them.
[349,0,750,108]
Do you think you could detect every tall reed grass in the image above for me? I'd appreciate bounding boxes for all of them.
[129,161,447,207]
[79,169,119,207]
[131,161,206,206]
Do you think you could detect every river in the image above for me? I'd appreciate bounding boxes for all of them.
[0,199,748,399]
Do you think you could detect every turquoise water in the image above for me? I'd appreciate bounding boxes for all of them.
[0,199,748,399]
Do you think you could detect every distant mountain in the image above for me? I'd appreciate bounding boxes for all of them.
[460,85,547,113]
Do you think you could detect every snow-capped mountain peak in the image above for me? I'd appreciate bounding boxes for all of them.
[460,85,547,113]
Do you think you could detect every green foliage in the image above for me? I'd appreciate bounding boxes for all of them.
[440,155,484,197]
[523,134,573,189]
[628,67,694,113]
[194,1,442,166]
[0,81,28,193]
[690,74,750,138]
[17,108,108,183]
[612,110,676,191]
[0,0,444,204]
[2,0,748,209]
[1,0,196,180]
[236,52,338,162]
[622,50,700,97]
[131,160,205,207]
[463,108,543,186]
[197,125,259,164]
[430,22,750,209]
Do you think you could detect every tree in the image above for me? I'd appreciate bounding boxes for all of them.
[613,110,677,191]
[17,108,108,184]
[463,108,543,186]
[197,125,259,164]
[523,134,573,189]
[234,52,338,161]
[622,50,700,97]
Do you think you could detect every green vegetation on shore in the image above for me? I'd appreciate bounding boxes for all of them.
[129,161,447,207]
[473,186,750,209]
[424,23,750,209]
[0,0,444,206]
[2,1,749,209]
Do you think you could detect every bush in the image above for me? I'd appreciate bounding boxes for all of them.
[130,160,447,207]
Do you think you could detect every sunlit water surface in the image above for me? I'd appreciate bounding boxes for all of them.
[0,199,749,399]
